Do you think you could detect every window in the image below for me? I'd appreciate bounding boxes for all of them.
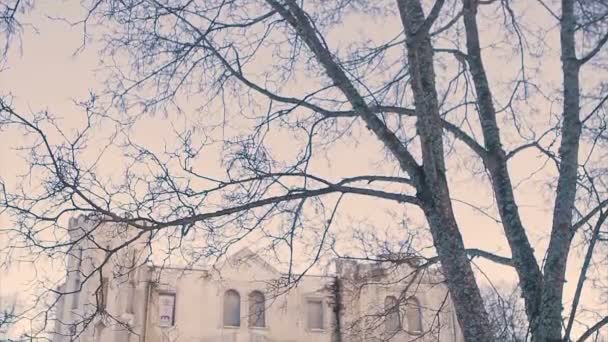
[223,290,241,327]
[76,247,83,267]
[385,296,401,334]
[71,278,81,310]
[406,297,423,334]
[94,321,106,342]
[307,299,324,330]
[248,291,266,328]
[98,277,109,312]
[158,293,176,327]
[71,247,83,310]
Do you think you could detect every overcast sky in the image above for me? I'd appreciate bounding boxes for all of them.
[0,0,605,337]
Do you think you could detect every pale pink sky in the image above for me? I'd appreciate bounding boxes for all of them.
[0,0,605,337]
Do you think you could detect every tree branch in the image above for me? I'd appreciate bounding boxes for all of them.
[564,210,608,341]
[264,0,423,184]
[157,184,421,229]
[425,248,513,267]
[579,30,608,65]
[462,0,543,329]
[577,316,608,342]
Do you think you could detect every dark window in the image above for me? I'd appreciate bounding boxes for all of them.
[385,296,401,334]
[406,297,423,334]
[307,299,324,330]
[223,290,241,327]
[99,277,109,311]
[71,278,81,310]
[248,291,266,328]
[71,247,83,310]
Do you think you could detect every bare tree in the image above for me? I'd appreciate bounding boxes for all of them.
[0,294,26,341]
[0,0,33,63]
[481,284,527,342]
[1,0,608,341]
[0,296,16,336]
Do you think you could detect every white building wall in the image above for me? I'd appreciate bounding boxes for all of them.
[141,252,335,342]
[53,217,463,342]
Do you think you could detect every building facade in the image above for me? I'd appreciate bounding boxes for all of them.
[53,215,463,342]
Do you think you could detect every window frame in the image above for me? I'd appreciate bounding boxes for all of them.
[405,296,423,335]
[384,295,402,335]
[305,297,325,332]
[248,290,266,329]
[70,247,84,311]
[71,277,81,310]
[98,277,109,312]
[158,292,177,328]
[223,289,242,328]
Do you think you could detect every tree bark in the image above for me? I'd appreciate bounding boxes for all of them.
[564,211,608,341]
[461,0,545,336]
[267,0,495,340]
[539,0,582,340]
[397,1,494,340]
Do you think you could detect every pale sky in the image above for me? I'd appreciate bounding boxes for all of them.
[0,0,606,338]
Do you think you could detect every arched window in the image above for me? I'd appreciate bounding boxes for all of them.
[94,321,106,342]
[248,291,266,328]
[223,290,241,327]
[384,295,401,334]
[406,297,423,334]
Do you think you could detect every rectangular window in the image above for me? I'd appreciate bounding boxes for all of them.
[71,247,84,311]
[71,278,81,310]
[158,293,176,327]
[307,299,324,330]
[99,277,109,311]
[76,247,83,268]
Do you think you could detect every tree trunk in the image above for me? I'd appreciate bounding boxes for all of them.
[538,0,582,340]
[268,0,495,340]
[461,0,545,335]
[420,193,495,341]
[397,1,494,340]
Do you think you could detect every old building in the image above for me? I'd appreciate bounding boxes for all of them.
[53,215,463,342]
